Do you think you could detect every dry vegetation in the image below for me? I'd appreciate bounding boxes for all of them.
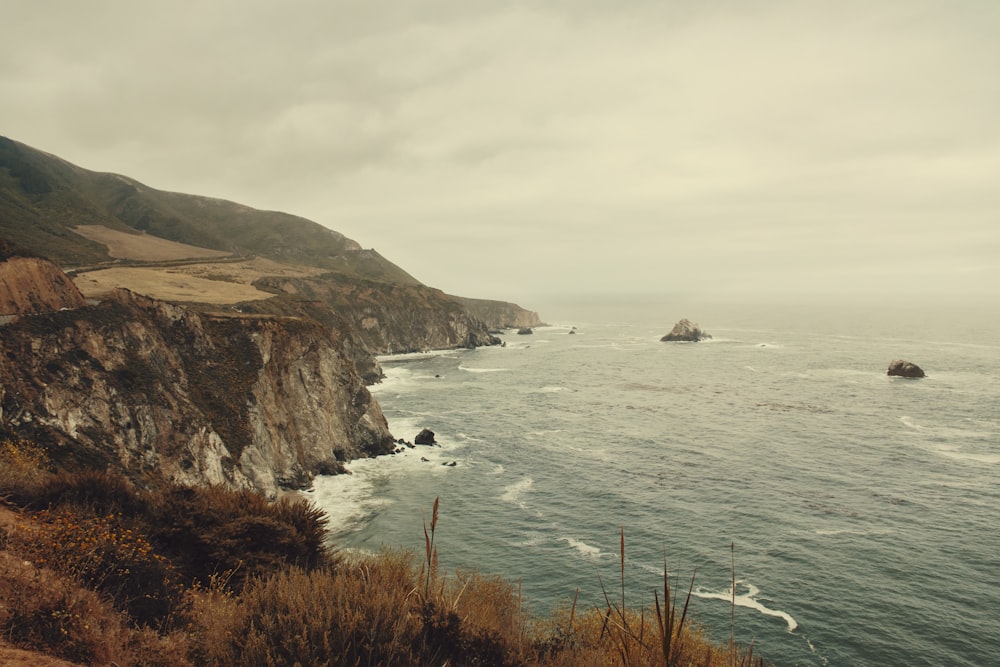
[71,226,230,262]
[0,438,768,667]
[69,225,327,304]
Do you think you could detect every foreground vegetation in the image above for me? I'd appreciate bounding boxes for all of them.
[0,437,767,666]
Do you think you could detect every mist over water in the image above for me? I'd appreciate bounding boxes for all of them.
[308,295,1000,666]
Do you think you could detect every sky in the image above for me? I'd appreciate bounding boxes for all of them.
[3,0,999,305]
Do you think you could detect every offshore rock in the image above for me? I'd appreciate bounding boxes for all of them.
[660,319,711,342]
[414,428,437,445]
[0,288,395,497]
[887,360,925,378]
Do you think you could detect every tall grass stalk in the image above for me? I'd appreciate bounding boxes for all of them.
[422,495,439,596]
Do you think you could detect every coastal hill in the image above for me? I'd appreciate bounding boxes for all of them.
[0,135,541,338]
[0,135,539,495]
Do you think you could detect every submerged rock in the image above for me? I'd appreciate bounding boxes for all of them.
[887,360,925,378]
[660,319,711,342]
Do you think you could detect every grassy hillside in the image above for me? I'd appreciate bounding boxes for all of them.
[0,136,418,283]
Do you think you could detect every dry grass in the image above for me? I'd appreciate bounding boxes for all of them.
[72,225,230,262]
[72,266,274,303]
[0,443,770,666]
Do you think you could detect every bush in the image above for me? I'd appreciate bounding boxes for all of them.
[8,506,183,627]
[146,484,333,591]
[0,437,50,503]
[30,467,145,515]
[0,550,131,664]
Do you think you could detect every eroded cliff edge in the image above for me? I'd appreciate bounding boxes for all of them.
[0,287,395,498]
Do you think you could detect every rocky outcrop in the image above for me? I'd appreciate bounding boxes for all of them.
[450,296,543,330]
[0,288,395,497]
[887,360,925,378]
[0,255,86,316]
[414,429,436,445]
[254,273,501,354]
[660,319,711,342]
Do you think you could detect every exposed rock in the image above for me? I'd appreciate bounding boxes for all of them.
[517,327,533,335]
[660,319,711,342]
[0,288,395,497]
[414,428,436,445]
[252,273,502,355]
[450,295,543,330]
[0,255,86,316]
[887,359,925,378]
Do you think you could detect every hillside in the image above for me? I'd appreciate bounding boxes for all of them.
[0,135,541,339]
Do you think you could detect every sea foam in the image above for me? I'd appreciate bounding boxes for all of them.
[693,581,798,632]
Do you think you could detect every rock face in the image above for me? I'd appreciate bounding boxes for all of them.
[0,288,395,497]
[660,319,711,342]
[887,359,925,378]
[451,296,543,330]
[0,255,86,316]
[253,273,501,354]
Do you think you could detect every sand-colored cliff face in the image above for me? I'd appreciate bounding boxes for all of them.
[0,289,395,497]
[0,256,86,315]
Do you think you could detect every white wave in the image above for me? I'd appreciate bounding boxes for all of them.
[459,365,509,373]
[935,449,1000,464]
[561,537,603,560]
[899,416,999,464]
[500,477,533,507]
[304,462,385,537]
[693,581,798,632]
[377,349,459,362]
[814,527,892,537]
[529,386,565,393]
[491,464,505,474]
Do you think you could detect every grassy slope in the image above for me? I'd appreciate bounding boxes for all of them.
[0,135,418,284]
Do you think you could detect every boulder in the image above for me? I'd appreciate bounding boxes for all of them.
[660,319,711,342]
[517,327,533,335]
[887,360,925,378]
[414,428,437,445]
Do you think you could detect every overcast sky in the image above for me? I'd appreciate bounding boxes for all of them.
[3,1,999,304]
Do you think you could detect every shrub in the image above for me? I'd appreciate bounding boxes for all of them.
[0,550,131,664]
[0,437,50,503]
[202,553,419,666]
[8,506,183,628]
[30,467,145,515]
[146,484,333,590]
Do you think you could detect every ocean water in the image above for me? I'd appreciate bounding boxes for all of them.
[306,296,1000,666]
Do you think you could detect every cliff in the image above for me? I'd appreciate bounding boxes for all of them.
[0,288,395,497]
[451,295,543,330]
[0,255,86,316]
[252,273,501,354]
[0,135,533,359]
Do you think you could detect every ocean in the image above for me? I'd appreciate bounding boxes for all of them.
[305,295,1000,666]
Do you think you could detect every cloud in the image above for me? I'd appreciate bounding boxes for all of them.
[3,0,999,302]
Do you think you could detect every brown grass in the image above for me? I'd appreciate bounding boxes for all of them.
[0,443,771,666]
[72,225,230,262]
[72,267,274,303]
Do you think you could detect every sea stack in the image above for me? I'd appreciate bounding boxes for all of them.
[887,360,925,378]
[660,319,711,342]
